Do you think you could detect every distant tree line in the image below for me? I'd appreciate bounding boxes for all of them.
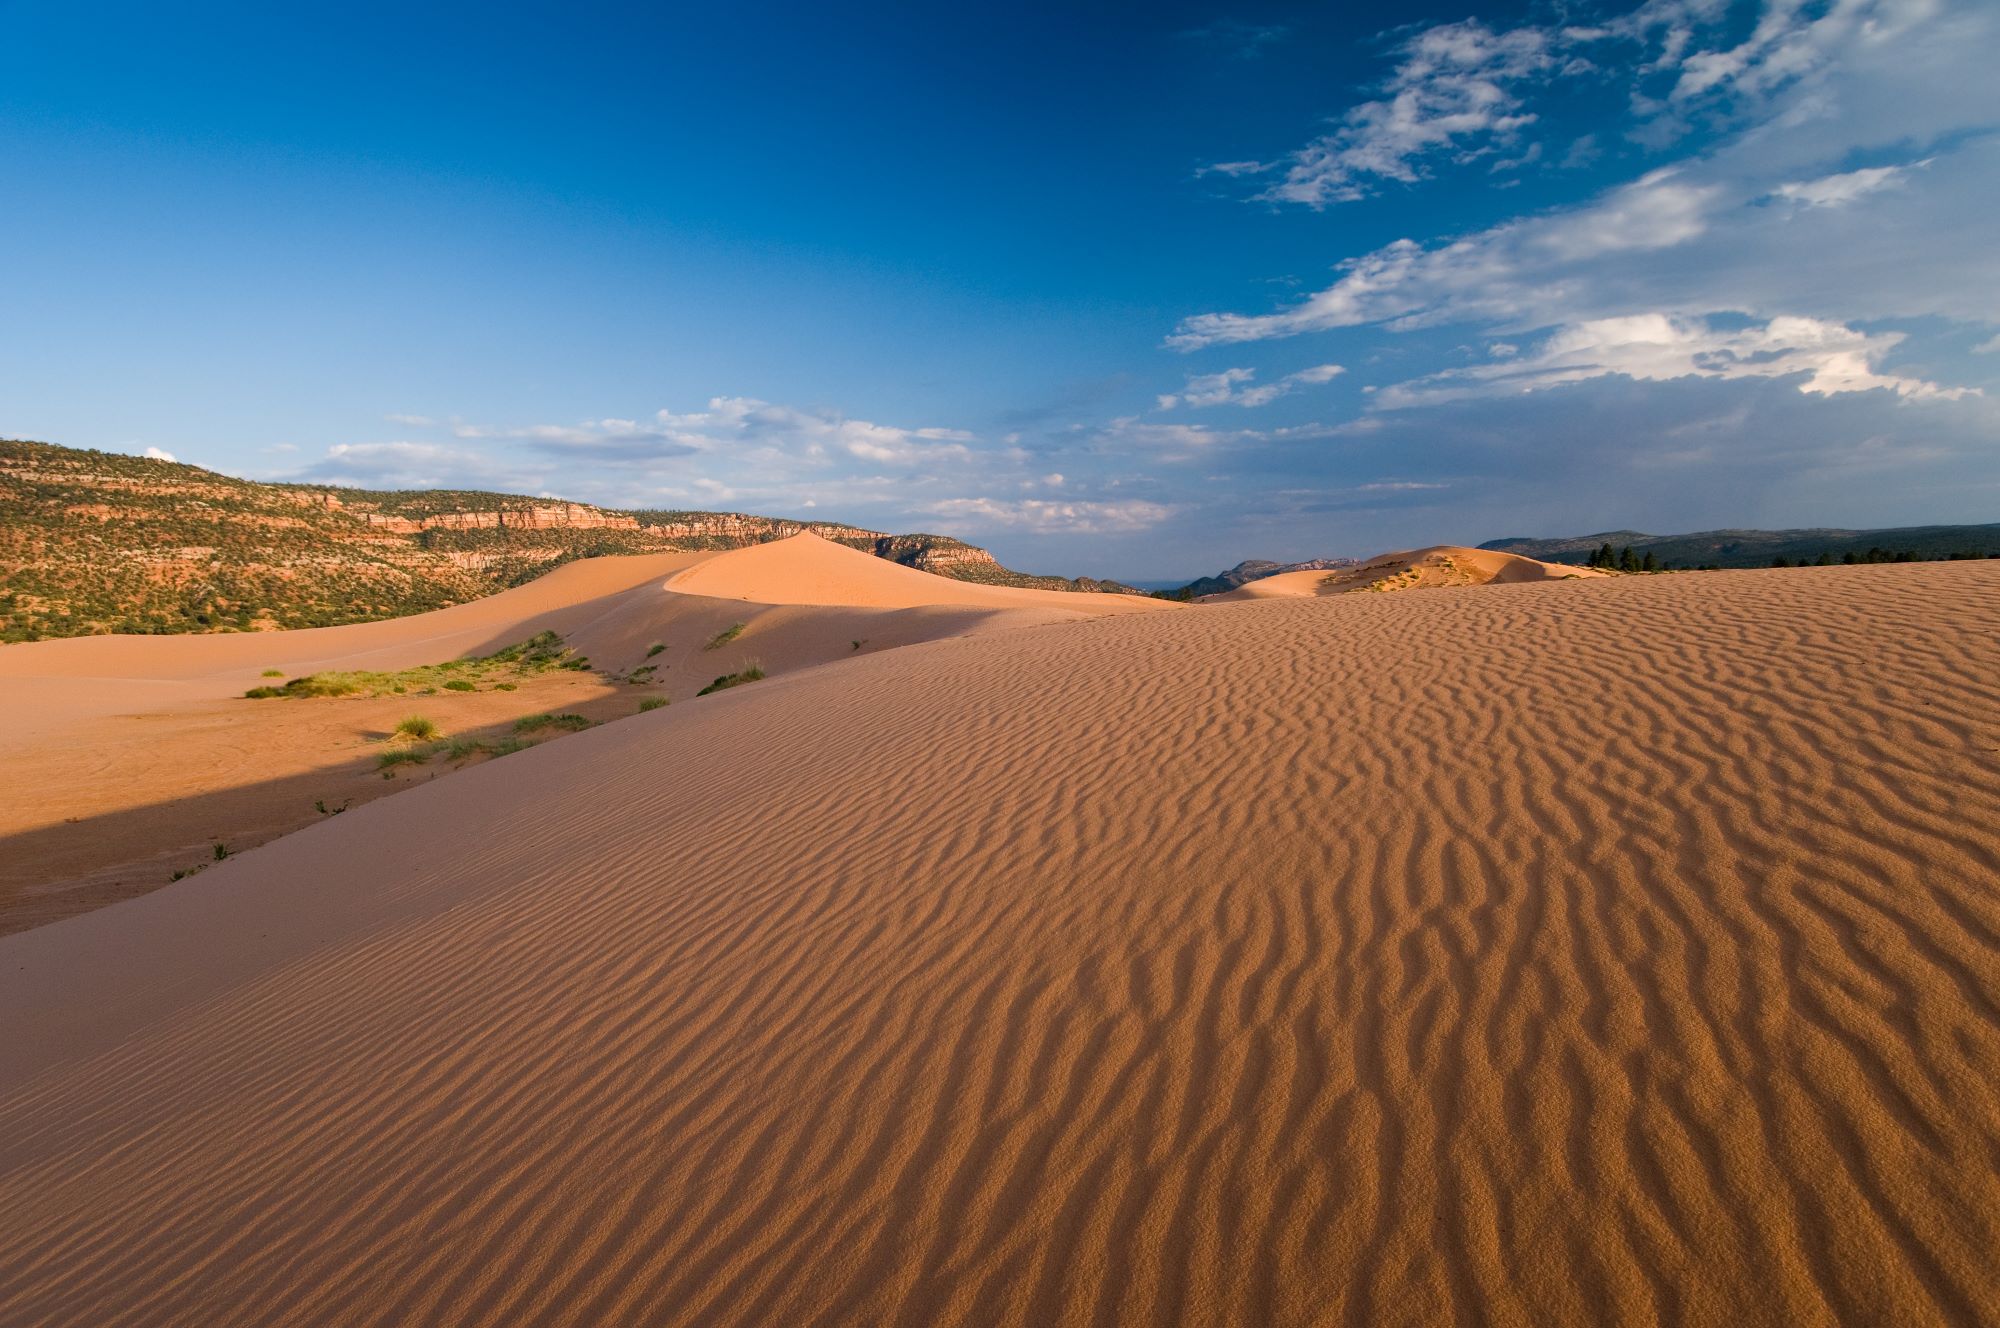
[1580,541,2000,574]
[1586,544,1658,573]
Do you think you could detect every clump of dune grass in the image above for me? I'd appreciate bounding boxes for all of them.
[260,668,284,677]
[704,622,746,651]
[443,679,476,692]
[393,715,440,742]
[377,746,433,771]
[697,664,766,696]
[645,641,666,658]
[639,696,669,713]
[514,712,592,734]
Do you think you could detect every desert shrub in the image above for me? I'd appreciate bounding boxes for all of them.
[697,665,766,696]
[377,746,432,769]
[261,668,284,677]
[639,696,669,712]
[704,622,746,650]
[646,641,665,658]
[443,679,476,692]
[244,685,285,699]
[393,715,441,741]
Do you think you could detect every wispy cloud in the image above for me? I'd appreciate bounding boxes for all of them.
[920,497,1175,534]
[1771,161,1922,209]
[1157,363,1344,409]
[1254,20,1559,207]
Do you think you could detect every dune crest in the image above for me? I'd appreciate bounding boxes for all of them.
[3,562,1997,1326]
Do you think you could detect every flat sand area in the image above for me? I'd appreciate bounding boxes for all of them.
[2,559,1996,1325]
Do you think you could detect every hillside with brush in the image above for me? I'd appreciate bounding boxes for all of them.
[0,439,1131,641]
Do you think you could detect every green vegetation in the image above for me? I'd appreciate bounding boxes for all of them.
[260,668,284,677]
[645,641,666,658]
[243,630,581,699]
[704,622,747,650]
[514,712,592,734]
[697,665,766,696]
[639,696,669,713]
[392,715,441,741]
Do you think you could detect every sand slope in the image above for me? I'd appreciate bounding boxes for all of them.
[3,563,1998,1325]
[1219,545,1606,599]
[0,536,1165,931]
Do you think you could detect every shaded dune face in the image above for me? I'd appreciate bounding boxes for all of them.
[3,564,1998,1326]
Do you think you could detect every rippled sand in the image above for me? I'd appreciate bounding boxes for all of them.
[3,559,1996,1326]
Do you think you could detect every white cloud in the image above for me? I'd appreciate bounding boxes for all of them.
[1772,161,1919,208]
[1974,334,2000,355]
[1257,20,1557,207]
[1156,367,1254,410]
[1170,169,1721,349]
[921,497,1175,534]
[1375,313,1975,408]
[141,446,177,462]
[1156,364,1345,409]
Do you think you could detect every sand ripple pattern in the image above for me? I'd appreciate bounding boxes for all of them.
[2,564,1998,1326]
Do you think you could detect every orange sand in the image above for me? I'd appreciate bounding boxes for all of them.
[0,535,1167,930]
[2,559,1997,1325]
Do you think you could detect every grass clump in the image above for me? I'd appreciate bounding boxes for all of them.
[639,696,669,713]
[704,622,746,651]
[514,712,592,734]
[697,665,766,696]
[260,668,284,677]
[393,714,441,741]
[443,678,476,692]
[645,641,666,658]
[377,746,433,770]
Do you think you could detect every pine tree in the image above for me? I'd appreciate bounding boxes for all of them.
[1640,551,1656,573]
[1618,546,1639,573]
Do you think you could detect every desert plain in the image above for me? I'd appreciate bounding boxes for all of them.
[1,536,1996,1326]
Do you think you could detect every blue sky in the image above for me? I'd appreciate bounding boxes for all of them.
[2,0,1995,578]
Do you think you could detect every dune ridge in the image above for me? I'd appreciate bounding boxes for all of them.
[2,562,1997,1325]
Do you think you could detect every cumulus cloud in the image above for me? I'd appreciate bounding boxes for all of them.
[1374,313,1975,408]
[141,446,177,462]
[920,497,1176,534]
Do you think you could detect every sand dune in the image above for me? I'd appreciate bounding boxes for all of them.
[664,530,1163,613]
[0,535,1167,931]
[1218,544,1606,599]
[3,561,1996,1325]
